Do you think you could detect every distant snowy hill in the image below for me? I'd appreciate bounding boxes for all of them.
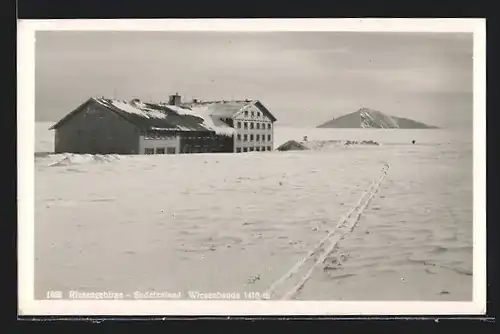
[317,108,439,129]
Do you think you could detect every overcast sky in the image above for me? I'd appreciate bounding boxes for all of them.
[35,31,473,128]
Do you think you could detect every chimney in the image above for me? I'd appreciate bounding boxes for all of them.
[168,93,182,106]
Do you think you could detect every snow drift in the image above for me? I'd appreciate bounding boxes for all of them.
[276,140,309,151]
[46,153,122,167]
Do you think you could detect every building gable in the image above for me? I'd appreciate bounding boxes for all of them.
[49,98,140,131]
[49,98,93,130]
[233,101,277,122]
[254,101,277,122]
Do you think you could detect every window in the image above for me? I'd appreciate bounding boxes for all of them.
[244,111,248,117]
[243,147,248,152]
[250,123,254,129]
[268,134,271,141]
[251,111,254,118]
[167,147,176,154]
[244,122,248,129]
[262,136,266,142]
[237,121,241,128]
[256,147,260,151]
[261,146,265,151]
[145,148,154,155]
[249,147,254,152]
[155,147,166,154]
[267,146,272,151]
[237,134,242,141]
[268,123,271,130]
[256,123,260,129]
[243,134,248,141]
[256,134,260,141]
[257,112,261,117]
[250,134,254,141]
[236,147,242,153]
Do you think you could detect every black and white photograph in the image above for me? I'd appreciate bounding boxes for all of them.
[17,19,486,316]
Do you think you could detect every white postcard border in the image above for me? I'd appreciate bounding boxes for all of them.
[17,18,486,316]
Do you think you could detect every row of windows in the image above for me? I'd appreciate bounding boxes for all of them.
[237,134,272,142]
[144,136,176,140]
[183,137,213,140]
[243,110,262,118]
[144,147,176,154]
[236,146,272,153]
[237,121,272,130]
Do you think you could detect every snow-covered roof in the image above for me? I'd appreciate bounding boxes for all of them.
[50,96,277,135]
[175,103,241,136]
[182,99,277,122]
[101,98,241,135]
[51,97,237,136]
[182,100,254,118]
[96,98,167,119]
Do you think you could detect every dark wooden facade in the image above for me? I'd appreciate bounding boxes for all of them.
[53,100,140,154]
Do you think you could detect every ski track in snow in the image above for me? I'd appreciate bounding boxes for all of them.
[263,163,390,300]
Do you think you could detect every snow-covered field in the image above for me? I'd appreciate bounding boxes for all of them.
[33,122,473,300]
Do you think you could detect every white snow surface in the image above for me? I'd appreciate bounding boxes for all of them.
[33,123,473,300]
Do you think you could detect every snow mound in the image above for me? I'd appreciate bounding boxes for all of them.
[48,154,122,167]
[276,139,380,152]
[276,140,309,151]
